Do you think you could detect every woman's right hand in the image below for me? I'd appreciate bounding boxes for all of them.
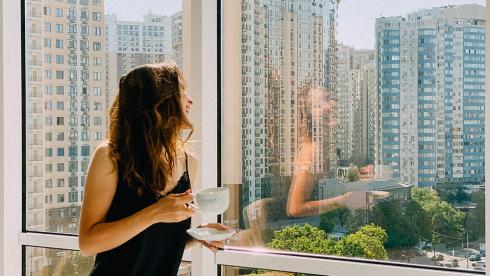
[150,191,195,223]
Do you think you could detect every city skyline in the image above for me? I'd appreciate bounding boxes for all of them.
[104,0,485,50]
[23,0,487,273]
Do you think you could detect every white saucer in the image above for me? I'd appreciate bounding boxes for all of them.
[186,227,236,241]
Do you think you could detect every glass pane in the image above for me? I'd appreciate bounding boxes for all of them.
[222,0,486,272]
[25,247,95,276]
[25,0,185,234]
[221,265,311,276]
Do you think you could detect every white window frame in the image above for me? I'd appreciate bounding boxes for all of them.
[1,0,489,276]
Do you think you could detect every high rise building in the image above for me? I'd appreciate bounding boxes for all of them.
[26,0,106,273]
[336,45,375,166]
[240,0,339,219]
[171,11,183,70]
[105,13,174,105]
[26,0,106,235]
[376,4,485,187]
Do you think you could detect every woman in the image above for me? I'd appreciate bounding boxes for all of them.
[79,62,226,275]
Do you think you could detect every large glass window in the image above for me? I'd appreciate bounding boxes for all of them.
[222,0,486,273]
[24,0,187,274]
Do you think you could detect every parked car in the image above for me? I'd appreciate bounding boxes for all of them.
[473,261,486,271]
[469,254,482,261]
[443,258,459,267]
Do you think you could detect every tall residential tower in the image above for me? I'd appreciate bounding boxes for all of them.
[376,4,485,187]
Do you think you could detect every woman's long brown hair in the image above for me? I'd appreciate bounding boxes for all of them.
[107,62,192,195]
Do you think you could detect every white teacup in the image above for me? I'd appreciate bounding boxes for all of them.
[192,187,230,214]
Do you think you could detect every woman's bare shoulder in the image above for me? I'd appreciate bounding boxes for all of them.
[91,140,116,172]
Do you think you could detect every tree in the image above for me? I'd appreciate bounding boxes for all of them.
[465,191,485,242]
[370,199,430,248]
[319,207,351,233]
[347,208,370,233]
[334,224,388,260]
[268,224,336,255]
[411,188,465,246]
[268,224,388,260]
[347,165,360,182]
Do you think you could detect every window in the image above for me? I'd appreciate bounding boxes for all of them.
[93,102,102,110]
[92,12,101,21]
[56,163,65,172]
[44,23,51,32]
[56,117,64,126]
[92,27,101,36]
[45,117,52,126]
[93,72,101,80]
[55,71,64,79]
[55,24,63,33]
[56,148,64,157]
[44,38,51,48]
[44,54,51,63]
[45,179,52,189]
[69,192,78,203]
[55,8,63,17]
[93,57,102,66]
[94,116,102,125]
[57,194,65,203]
[221,0,487,274]
[56,178,64,187]
[43,7,51,16]
[55,55,64,64]
[93,87,101,96]
[55,39,63,48]
[81,146,90,157]
[56,86,64,95]
[93,42,101,51]
[18,1,489,275]
[44,70,51,79]
[45,148,52,157]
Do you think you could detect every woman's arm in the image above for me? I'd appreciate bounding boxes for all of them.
[287,170,348,217]
[79,144,194,256]
[286,142,348,217]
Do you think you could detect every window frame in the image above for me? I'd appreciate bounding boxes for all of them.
[0,0,488,275]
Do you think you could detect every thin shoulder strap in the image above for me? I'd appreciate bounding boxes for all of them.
[184,151,189,173]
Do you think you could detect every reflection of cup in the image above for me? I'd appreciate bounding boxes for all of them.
[192,187,230,214]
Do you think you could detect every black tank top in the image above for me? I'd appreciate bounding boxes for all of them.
[90,153,192,276]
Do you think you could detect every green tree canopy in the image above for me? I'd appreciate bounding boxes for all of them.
[268,224,336,255]
[334,224,388,260]
[268,224,388,261]
[411,187,465,245]
[370,199,432,248]
[347,165,360,182]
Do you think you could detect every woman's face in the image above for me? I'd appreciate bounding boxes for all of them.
[179,84,193,127]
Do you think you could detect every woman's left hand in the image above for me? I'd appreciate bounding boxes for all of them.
[195,223,230,253]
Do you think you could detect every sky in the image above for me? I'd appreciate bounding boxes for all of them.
[337,0,486,49]
[104,0,486,49]
[104,0,181,19]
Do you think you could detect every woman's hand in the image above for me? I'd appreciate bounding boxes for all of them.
[195,223,231,253]
[343,191,390,210]
[150,189,195,223]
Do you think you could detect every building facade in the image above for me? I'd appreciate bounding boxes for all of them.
[105,12,176,106]
[26,0,106,273]
[240,0,339,220]
[336,45,375,166]
[376,4,485,187]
